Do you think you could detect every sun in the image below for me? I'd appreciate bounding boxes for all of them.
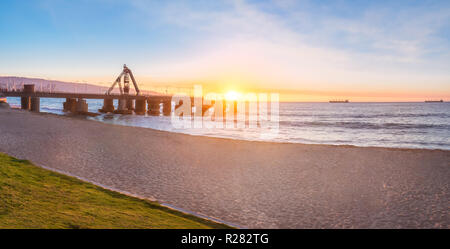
[225,91,240,101]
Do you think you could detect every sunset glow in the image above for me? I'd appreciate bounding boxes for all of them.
[0,1,449,102]
[224,91,240,102]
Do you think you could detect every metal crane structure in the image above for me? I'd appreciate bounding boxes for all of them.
[102,64,142,114]
[106,64,140,96]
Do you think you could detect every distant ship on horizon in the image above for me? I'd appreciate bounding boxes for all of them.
[425,100,444,103]
[329,99,349,103]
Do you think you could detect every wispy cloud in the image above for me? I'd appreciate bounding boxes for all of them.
[130,0,450,95]
[1,0,449,99]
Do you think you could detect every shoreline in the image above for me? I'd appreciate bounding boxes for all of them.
[7,107,450,152]
[1,107,449,228]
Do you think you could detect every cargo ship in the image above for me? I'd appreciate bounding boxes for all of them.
[329,99,349,103]
[425,100,443,103]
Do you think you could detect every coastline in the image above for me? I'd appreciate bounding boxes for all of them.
[7,106,450,152]
[1,108,449,228]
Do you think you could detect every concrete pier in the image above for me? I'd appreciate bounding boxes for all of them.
[147,99,161,115]
[192,97,197,116]
[21,84,35,110]
[63,98,97,116]
[76,99,88,113]
[135,99,146,115]
[63,98,77,112]
[4,83,181,117]
[162,100,172,115]
[118,99,127,110]
[99,98,115,113]
[126,99,134,111]
[202,104,213,115]
[21,97,30,110]
[223,100,228,117]
[30,97,40,112]
[114,98,133,114]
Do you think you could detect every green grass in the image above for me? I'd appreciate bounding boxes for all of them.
[0,153,231,229]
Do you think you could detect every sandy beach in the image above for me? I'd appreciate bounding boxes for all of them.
[0,108,448,228]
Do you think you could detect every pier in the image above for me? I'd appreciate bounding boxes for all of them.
[0,85,217,117]
[0,65,180,116]
[0,85,174,116]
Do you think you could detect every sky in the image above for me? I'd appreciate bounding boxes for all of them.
[0,0,449,101]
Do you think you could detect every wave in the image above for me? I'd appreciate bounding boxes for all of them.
[279,112,450,119]
[4,100,449,150]
[280,120,450,130]
[41,107,64,112]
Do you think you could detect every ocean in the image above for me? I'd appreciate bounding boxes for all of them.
[6,97,450,150]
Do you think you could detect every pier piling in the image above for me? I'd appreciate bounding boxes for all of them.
[147,99,161,115]
[4,83,179,117]
[99,98,115,113]
[126,99,135,111]
[135,99,146,115]
[162,100,172,115]
[30,97,40,112]
[63,98,77,112]
[21,84,35,110]
[114,98,133,114]
[21,97,30,110]
[118,99,127,111]
[76,99,88,113]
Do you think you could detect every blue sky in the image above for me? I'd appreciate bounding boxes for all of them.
[0,0,449,100]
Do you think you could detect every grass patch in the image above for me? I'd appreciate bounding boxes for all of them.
[0,153,231,229]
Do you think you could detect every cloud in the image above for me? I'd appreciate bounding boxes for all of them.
[129,0,449,95]
[17,0,448,97]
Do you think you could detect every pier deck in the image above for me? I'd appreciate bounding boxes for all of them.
[1,85,173,115]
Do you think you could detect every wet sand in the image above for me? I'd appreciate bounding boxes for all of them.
[0,108,449,228]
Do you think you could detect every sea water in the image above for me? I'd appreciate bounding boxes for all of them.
[6,98,450,150]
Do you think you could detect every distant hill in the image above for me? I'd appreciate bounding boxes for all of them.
[0,76,159,95]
